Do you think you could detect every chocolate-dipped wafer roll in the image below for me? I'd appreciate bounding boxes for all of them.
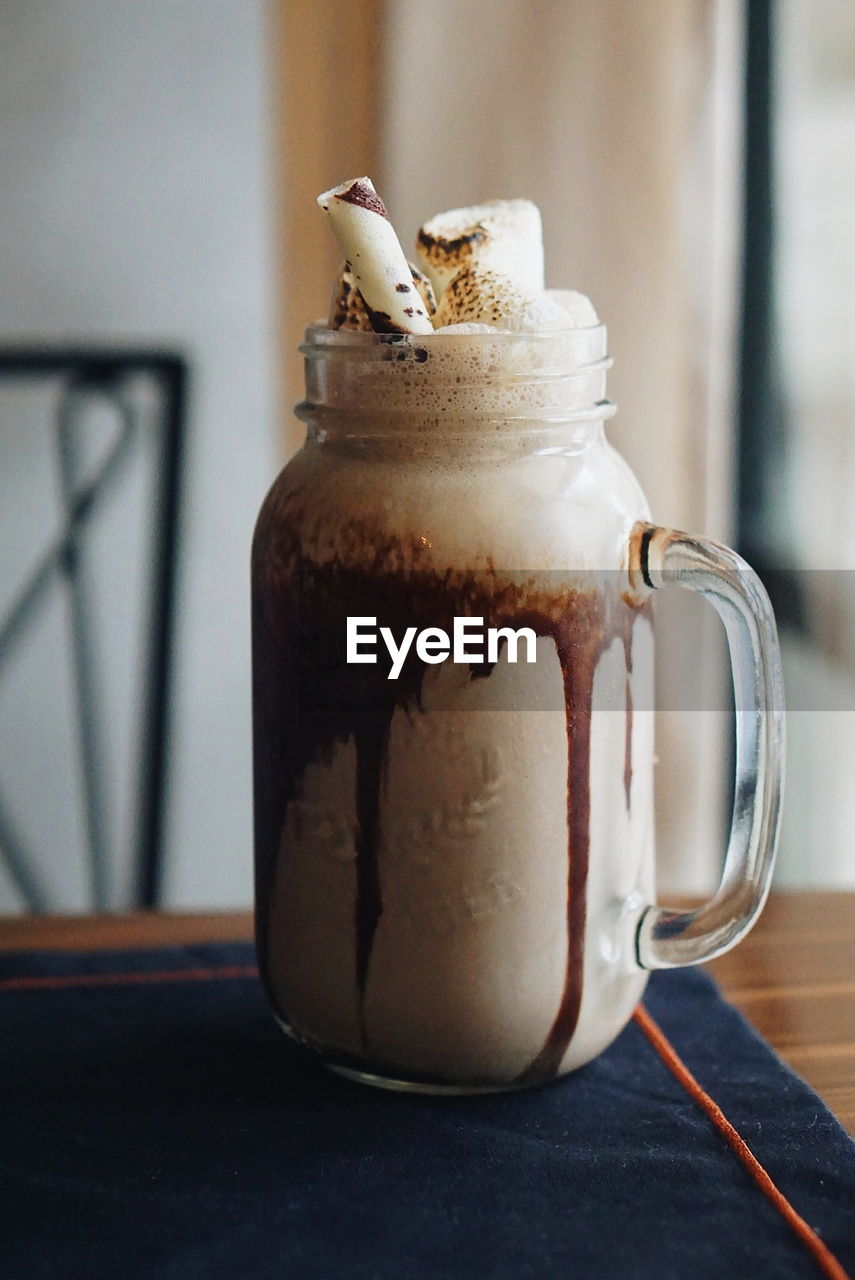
[317,177,434,335]
[329,262,437,332]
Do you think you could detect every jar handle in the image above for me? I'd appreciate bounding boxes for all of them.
[627,522,785,968]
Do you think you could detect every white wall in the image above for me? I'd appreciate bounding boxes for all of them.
[0,0,277,910]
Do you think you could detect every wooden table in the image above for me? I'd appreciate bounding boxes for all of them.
[707,892,855,1136]
[1,891,853,1135]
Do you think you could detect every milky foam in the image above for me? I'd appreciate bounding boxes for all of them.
[286,321,648,602]
[302,324,610,422]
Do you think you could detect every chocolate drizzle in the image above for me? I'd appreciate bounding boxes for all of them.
[624,678,634,811]
[624,626,634,811]
[353,709,392,1006]
[252,505,645,1081]
[336,179,389,218]
[509,589,643,1086]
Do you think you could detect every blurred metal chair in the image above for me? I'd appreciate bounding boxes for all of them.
[0,350,187,911]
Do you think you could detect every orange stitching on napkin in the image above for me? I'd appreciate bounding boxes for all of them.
[0,964,259,992]
[633,1004,851,1280]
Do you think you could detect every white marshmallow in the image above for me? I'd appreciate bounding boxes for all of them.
[417,199,544,297]
[545,289,599,328]
[434,267,574,333]
[317,177,434,335]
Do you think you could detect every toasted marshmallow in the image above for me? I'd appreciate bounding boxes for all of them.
[417,199,544,298]
[545,289,599,328]
[434,267,574,332]
[329,263,437,331]
[317,177,434,334]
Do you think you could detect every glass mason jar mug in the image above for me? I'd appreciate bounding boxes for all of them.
[251,324,784,1093]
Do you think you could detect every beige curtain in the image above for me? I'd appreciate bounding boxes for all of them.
[277,0,745,891]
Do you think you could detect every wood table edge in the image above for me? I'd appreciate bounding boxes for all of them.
[1,893,852,1135]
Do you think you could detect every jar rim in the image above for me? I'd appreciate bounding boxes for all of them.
[301,321,607,352]
[298,322,613,439]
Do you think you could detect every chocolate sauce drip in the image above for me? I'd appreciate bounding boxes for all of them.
[252,503,646,1079]
[624,626,634,811]
[513,597,641,1086]
[513,612,598,1085]
[353,709,392,1006]
[623,678,634,811]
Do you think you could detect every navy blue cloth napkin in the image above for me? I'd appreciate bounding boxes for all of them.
[1,942,853,1279]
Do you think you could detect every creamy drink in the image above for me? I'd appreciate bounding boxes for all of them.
[252,181,783,1091]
